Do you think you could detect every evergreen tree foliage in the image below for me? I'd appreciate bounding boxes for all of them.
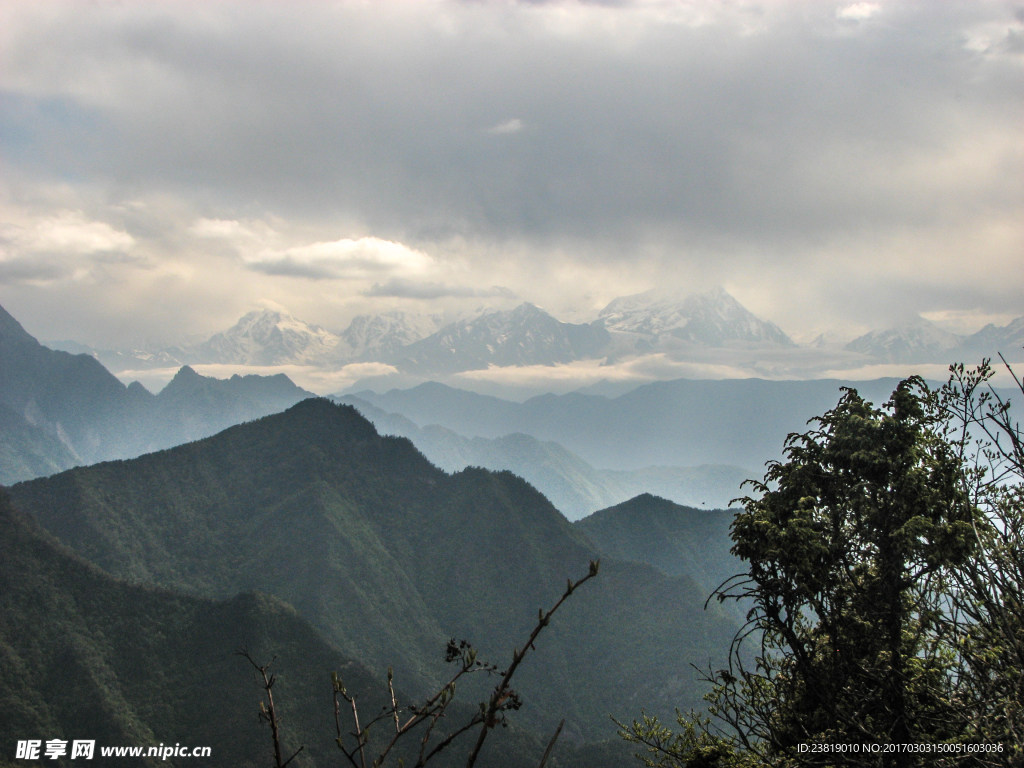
[621,377,994,767]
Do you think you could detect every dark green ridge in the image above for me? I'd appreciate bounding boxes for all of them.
[575,494,742,616]
[10,399,737,742]
[0,489,383,768]
[0,486,624,768]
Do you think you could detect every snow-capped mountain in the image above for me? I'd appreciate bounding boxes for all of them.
[962,317,1024,362]
[599,287,795,347]
[847,315,1024,364]
[340,311,451,360]
[390,302,611,374]
[845,317,965,364]
[189,309,346,366]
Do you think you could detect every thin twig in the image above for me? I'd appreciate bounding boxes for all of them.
[465,560,600,768]
[536,719,564,768]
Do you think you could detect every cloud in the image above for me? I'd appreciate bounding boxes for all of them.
[0,0,1021,348]
[837,3,881,22]
[243,237,434,281]
[487,118,524,135]
[0,210,138,285]
[449,356,755,397]
[189,218,252,239]
[364,278,516,300]
[0,258,72,284]
[2,211,135,255]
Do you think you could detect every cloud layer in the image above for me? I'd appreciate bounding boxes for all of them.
[0,0,1021,348]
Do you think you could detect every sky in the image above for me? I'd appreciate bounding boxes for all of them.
[1,0,1022,353]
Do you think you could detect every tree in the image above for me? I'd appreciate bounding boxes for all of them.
[940,358,1024,763]
[621,378,981,767]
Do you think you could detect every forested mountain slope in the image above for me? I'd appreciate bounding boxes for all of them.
[0,490,381,768]
[576,494,739,597]
[10,400,736,742]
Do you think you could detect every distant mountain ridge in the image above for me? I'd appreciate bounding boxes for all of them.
[46,308,452,373]
[338,394,753,519]
[0,303,315,484]
[388,303,610,374]
[51,287,808,374]
[189,308,457,367]
[846,315,1024,363]
[351,377,911,472]
[40,293,1024,380]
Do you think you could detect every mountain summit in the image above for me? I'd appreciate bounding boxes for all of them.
[599,286,795,347]
[845,316,962,363]
[845,314,1024,364]
[341,310,451,360]
[190,308,345,366]
[390,302,611,373]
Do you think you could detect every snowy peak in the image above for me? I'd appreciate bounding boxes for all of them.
[340,311,449,360]
[191,309,344,366]
[599,289,684,335]
[390,302,610,373]
[845,316,963,363]
[963,316,1024,360]
[847,314,1024,364]
[599,287,795,347]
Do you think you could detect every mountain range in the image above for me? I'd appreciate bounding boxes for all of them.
[0,303,315,484]
[8,297,724,763]
[10,299,1017,519]
[8,399,738,748]
[42,292,1024,386]
[48,287,811,377]
[11,292,1020,766]
[348,377,911,472]
[3,301,750,512]
[46,309,452,373]
[338,394,753,519]
[845,315,1024,363]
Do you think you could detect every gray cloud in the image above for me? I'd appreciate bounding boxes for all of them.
[364,278,517,300]
[244,258,340,281]
[0,0,1021,345]
[0,258,71,284]
[4,3,1019,239]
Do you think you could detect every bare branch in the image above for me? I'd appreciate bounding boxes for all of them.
[465,559,600,768]
[536,719,564,768]
[236,650,303,768]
